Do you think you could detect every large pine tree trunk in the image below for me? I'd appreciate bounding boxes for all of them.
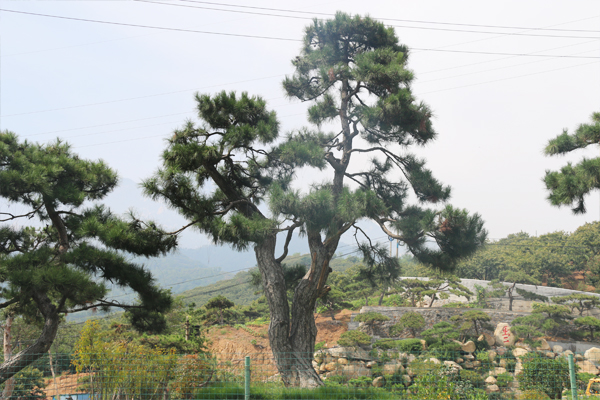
[1,315,15,400]
[254,233,336,388]
[0,293,60,383]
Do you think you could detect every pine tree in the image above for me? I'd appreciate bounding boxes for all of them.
[144,13,486,387]
[544,111,600,213]
[0,132,176,383]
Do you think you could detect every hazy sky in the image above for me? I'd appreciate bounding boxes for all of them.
[2,0,600,248]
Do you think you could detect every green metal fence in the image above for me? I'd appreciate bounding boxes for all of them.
[0,350,588,400]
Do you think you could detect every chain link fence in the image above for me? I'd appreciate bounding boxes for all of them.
[0,350,590,400]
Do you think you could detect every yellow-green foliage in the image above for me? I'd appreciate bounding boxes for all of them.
[169,355,214,399]
[337,330,371,347]
[72,321,178,400]
[520,390,551,400]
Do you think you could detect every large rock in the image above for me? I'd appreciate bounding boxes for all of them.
[338,358,348,365]
[383,361,404,375]
[585,347,600,364]
[553,345,563,354]
[494,323,516,346]
[372,376,385,387]
[515,343,532,351]
[486,384,500,393]
[366,361,377,369]
[488,351,497,361]
[327,347,373,361]
[324,362,339,372]
[461,340,476,353]
[463,361,474,369]
[428,357,441,365]
[513,348,529,358]
[479,333,496,347]
[538,339,551,351]
[341,365,371,378]
[490,367,507,376]
[577,360,599,375]
[485,376,497,384]
[514,362,523,376]
[444,361,462,372]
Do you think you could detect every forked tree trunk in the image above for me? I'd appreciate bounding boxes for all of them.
[2,314,15,400]
[254,232,337,388]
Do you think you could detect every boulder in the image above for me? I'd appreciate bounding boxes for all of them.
[494,323,516,346]
[312,361,318,369]
[341,365,371,378]
[496,347,507,356]
[461,340,476,353]
[563,350,574,358]
[513,348,529,358]
[473,361,482,368]
[585,347,600,364]
[576,354,585,361]
[463,361,474,369]
[383,361,404,375]
[326,347,373,360]
[490,367,507,376]
[488,351,497,361]
[319,363,327,373]
[499,359,507,368]
[464,354,475,360]
[456,358,464,363]
[553,345,563,354]
[486,384,500,393]
[538,339,551,351]
[515,343,532,351]
[479,333,496,346]
[338,358,348,365]
[443,360,462,372]
[324,362,339,372]
[428,357,441,365]
[402,374,412,384]
[420,339,428,350]
[545,352,555,359]
[366,361,377,369]
[514,362,523,376]
[372,376,385,388]
[485,376,497,384]
[577,360,599,375]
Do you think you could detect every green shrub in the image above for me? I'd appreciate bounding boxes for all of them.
[577,372,597,390]
[496,372,513,388]
[518,353,569,399]
[398,338,424,353]
[373,339,399,350]
[314,341,326,352]
[348,376,373,388]
[427,341,461,361]
[519,390,551,400]
[337,330,371,347]
[354,312,390,324]
[459,369,484,387]
[389,312,425,337]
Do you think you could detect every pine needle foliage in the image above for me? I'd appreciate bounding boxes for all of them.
[0,132,177,383]
[544,112,600,213]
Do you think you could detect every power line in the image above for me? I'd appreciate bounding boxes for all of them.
[173,0,600,34]
[2,8,600,60]
[0,8,300,41]
[138,0,600,40]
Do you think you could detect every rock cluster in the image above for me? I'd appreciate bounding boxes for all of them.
[314,322,600,391]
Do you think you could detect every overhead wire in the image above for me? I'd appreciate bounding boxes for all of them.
[139,0,600,40]
[173,0,600,34]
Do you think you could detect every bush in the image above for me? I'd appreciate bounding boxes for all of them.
[518,353,569,399]
[389,312,425,337]
[520,390,551,400]
[373,339,399,350]
[337,330,372,347]
[314,341,326,352]
[577,372,597,390]
[398,338,424,353]
[427,341,461,361]
[459,369,484,387]
[496,372,513,388]
[354,312,390,324]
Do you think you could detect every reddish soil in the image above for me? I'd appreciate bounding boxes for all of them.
[204,309,352,379]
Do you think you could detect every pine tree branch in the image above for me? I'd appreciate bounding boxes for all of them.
[0,205,43,222]
[276,221,302,263]
[0,299,18,310]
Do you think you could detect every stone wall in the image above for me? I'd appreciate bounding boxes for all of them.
[354,306,530,337]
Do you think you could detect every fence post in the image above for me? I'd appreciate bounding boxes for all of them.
[245,356,251,400]
[568,353,578,400]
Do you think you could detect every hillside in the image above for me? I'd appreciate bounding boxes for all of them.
[179,254,365,307]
